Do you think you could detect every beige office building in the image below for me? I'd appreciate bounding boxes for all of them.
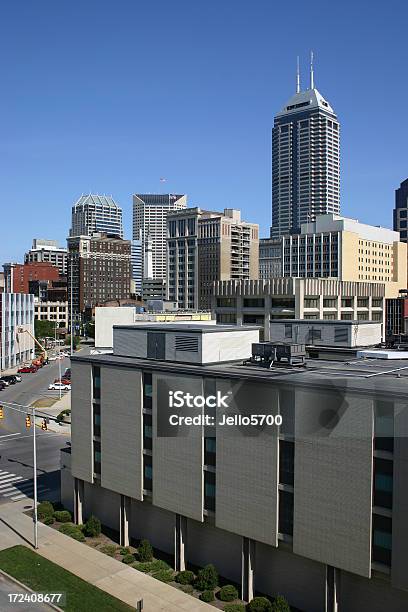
[167,208,259,310]
[279,214,407,298]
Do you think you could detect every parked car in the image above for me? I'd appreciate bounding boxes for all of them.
[1,375,17,384]
[54,378,71,385]
[0,381,6,390]
[17,366,38,373]
[48,356,58,362]
[48,383,71,391]
[13,374,22,382]
[0,378,10,386]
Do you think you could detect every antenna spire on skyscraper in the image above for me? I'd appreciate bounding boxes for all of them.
[310,50,314,89]
[296,56,300,93]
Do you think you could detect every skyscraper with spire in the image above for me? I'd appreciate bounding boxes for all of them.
[270,53,340,238]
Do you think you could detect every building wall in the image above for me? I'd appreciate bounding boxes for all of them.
[0,293,35,370]
[70,361,93,483]
[34,301,68,326]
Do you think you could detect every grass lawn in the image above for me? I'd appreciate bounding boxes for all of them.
[0,546,133,612]
[32,398,59,408]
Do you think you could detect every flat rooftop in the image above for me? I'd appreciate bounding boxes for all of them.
[113,323,260,333]
[72,351,408,398]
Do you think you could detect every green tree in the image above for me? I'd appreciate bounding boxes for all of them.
[34,319,55,340]
[138,539,153,562]
[85,321,95,338]
[195,564,218,591]
[66,335,81,349]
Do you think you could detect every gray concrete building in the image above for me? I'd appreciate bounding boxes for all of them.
[212,278,385,340]
[62,323,408,611]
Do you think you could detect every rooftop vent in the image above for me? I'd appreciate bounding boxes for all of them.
[245,342,306,368]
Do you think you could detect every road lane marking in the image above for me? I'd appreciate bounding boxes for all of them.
[0,433,21,439]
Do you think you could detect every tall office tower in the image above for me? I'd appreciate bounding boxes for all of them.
[70,194,123,238]
[67,233,131,326]
[25,239,68,276]
[167,208,259,310]
[393,178,408,242]
[271,55,340,238]
[132,194,187,282]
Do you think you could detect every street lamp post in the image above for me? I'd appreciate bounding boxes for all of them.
[32,404,38,549]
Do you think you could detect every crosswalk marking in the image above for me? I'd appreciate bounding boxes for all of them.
[0,469,51,503]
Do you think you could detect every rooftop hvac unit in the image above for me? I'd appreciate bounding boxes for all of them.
[247,342,306,367]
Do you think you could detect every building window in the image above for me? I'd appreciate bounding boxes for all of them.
[304,297,319,308]
[143,372,152,410]
[341,298,353,308]
[93,440,101,475]
[271,297,295,309]
[92,366,100,401]
[372,514,392,566]
[204,470,215,512]
[323,298,337,308]
[216,298,236,308]
[143,413,152,451]
[284,324,292,339]
[375,402,394,452]
[216,313,237,324]
[279,440,294,486]
[204,437,216,467]
[279,490,294,536]
[373,457,393,509]
[357,298,369,308]
[143,454,152,491]
[243,298,265,308]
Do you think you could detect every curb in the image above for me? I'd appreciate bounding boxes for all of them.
[0,567,64,612]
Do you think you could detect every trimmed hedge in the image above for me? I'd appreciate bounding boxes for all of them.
[200,590,215,602]
[83,515,101,537]
[180,584,194,594]
[43,516,55,526]
[138,539,153,562]
[58,524,85,542]
[37,501,54,520]
[122,554,135,565]
[53,510,72,523]
[247,597,272,612]
[175,570,195,585]
[151,569,174,583]
[219,584,239,602]
[98,544,117,557]
[224,605,245,612]
[271,595,291,612]
[195,564,218,591]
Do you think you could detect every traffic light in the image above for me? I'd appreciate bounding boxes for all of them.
[25,415,31,429]
[0,406,3,419]
[41,419,48,431]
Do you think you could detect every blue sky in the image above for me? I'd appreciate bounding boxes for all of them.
[1,0,407,263]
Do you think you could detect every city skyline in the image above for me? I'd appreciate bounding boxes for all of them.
[1,1,407,264]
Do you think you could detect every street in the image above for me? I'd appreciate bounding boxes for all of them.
[0,358,71,507]
[0,573,54,612]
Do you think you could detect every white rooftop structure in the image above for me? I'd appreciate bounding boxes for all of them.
[301,214,401,244]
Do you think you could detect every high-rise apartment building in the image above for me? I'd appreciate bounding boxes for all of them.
[271,56,340,238]
[70,194,123,238]
[393,178,408,242]
[25,239,68,276]
[167,208,259,310]
[132,194,187,282]
[131,230,143,294]
[67,233,131,326]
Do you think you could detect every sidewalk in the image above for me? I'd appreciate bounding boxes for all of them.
[0,501,212,612]
[33,393,71,434]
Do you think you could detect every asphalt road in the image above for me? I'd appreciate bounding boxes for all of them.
[0,358,71,507]
[0,573,54,611]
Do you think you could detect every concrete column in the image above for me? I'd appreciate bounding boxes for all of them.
[174,514,187,571]
[120,495,131,547]
[241,537,255,602]
[73,478,84,525]
[236,295,243,326]
[264,295,272,341]
[325,565,340,612]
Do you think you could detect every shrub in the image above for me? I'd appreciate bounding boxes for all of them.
[247,597,272,612]
[53,510,72,523]
[175,570,195,585]
[224,605,245,612]
[271,595,291,612]
[152,569,174,582]
[195,564,218,591]
[180,584,194,594]
[119,547,131,556]
[219,584,239,602]
[83,515,101,537]
[132,562,153,573]
[58,523,85,542]
[138,539,153,562]
[99,544,117,557]
[200,590,215,602]
[56,408,71,423]
[122,554,135,565]
[43,516,55,525]
[37,501,54,519]
[150,559,171,571]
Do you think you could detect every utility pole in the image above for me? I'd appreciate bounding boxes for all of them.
[32,404,38,549]
[70,254,74,356]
